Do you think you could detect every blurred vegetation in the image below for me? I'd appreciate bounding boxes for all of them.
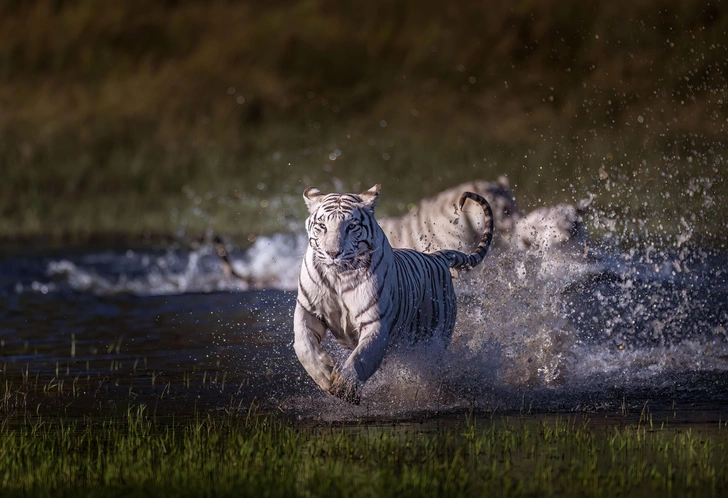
[0,0,726,243]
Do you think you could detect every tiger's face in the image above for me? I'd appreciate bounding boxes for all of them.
[303,185,381,268]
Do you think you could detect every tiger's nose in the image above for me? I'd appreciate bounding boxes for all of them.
[326,250,341,259]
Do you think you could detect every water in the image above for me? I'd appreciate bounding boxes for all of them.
[2,211,727,422]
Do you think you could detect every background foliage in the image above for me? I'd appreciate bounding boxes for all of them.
[1,0,726,242]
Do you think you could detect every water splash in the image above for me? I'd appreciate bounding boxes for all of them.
[283,243,728,420]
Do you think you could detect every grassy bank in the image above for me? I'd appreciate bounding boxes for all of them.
[1,407,727,497]
[1,0,727,242]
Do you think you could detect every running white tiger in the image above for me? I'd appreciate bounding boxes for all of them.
[377,177,517,253]
[377,177,591,256]
[294,184,493,403]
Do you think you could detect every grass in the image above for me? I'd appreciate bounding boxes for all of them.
[3,333,727,497]
[0,406,727,497]
[1,0,727,244]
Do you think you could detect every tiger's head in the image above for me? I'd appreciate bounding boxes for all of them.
[303,184,382,268]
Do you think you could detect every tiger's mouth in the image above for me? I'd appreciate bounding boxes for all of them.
[318,252,367,270]
[317,252,347,266]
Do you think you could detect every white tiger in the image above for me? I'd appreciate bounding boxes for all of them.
[377,177,518,253]
[294,184,493,403]
[378,178,591,255]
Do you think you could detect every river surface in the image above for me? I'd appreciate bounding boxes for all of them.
[1,222,727,422]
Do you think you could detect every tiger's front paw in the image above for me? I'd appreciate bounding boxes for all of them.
[329,371,361,405]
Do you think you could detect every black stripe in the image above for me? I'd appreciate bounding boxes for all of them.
[298,282,314,307]
[341,272,363,292]
[296,298,316,317]
[303,256,318,284]
[428,260,440,329]
[311,259,336,292]
[355,285,381,319]
[358,317,380,329]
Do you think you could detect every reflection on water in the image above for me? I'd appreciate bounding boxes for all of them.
[1,234,727,421]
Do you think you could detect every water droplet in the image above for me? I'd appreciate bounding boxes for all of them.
[380,120,387,128]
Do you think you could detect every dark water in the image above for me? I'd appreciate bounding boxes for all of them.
[1,232,727,422]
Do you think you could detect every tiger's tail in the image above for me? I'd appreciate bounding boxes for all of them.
[444,191,494,271]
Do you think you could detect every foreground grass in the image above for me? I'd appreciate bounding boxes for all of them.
[1,407,726,497]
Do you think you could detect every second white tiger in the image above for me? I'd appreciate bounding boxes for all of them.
[294,184,493,404]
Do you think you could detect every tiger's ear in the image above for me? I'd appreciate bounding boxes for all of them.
[303,187,324,213]
[359,184,381,209]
